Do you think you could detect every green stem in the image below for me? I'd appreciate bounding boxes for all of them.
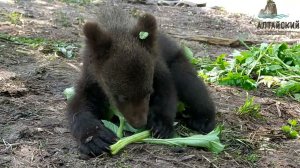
[278,75,300,80]
[117,116,125,138]
[256,67,262,83]
[110,130,151,155]
[265,55,293,71]
[239,39,251,50]
[247,51,264,76]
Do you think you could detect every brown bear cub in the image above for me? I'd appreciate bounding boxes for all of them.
[67,8,216,158]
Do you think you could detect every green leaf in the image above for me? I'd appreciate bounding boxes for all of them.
[63,87,75,101]
[142,126,224,154]
[110,126,225,155]
[288,119,298,127]
[245,57,255,65]
[278,43,289,52]
[259,43,269,50]
[139,31,149,40]
[276,81,300,97]
[267,65,282,71]
[124,122,138,133]
[294,93,300,101]
[182,46,194,62]
[56,44,76,58]
[218,72,257,90]
[289,130,299,139]
[234,50,252,64]
[102,120,119,134]
[214,54,229,70]
[277,43,289,59]
[281,125,291,133]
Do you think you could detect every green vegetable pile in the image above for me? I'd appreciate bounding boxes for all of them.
[63,87,225,155]
[184,43,300,101]
[0,33,77,58]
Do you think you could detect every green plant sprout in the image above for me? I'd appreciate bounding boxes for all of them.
[281,119,300,139]
[7,11,22,25]
[0,33,77,58]
[237,93,261,118]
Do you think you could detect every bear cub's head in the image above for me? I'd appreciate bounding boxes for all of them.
[83,14,158,128]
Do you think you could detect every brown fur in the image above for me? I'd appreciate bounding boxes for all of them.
[67,8,215,158]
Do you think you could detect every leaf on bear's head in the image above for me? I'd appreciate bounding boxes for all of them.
[139,31,149,40]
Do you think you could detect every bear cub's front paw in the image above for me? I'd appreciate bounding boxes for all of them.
[78,125,118,158]
[187,117,216,134]
[147,118,174,139]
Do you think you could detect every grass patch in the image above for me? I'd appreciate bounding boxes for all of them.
[0,33,78,58]
[221,128,259,166]
[237,93,261,118]
[55,12,72,27]
[0,11,22,25]
[246,153,260,163]
[7,11,22,25]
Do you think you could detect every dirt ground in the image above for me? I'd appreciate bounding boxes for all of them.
[1,0,300,167]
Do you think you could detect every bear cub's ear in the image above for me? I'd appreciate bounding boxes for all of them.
[132,14,157,50]
[83,22,112,56]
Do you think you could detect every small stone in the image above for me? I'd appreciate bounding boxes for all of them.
[36,127,44,132]
[54,127,69,134]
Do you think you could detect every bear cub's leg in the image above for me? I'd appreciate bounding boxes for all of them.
[170,54,216,133]
[147,61,177,138]
[157,34,216,134]
[67,79,117,158]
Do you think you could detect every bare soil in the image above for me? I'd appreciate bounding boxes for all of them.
[1,0,300,167]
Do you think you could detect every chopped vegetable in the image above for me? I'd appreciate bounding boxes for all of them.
[110,126,224,155]
[110,130,151,155]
